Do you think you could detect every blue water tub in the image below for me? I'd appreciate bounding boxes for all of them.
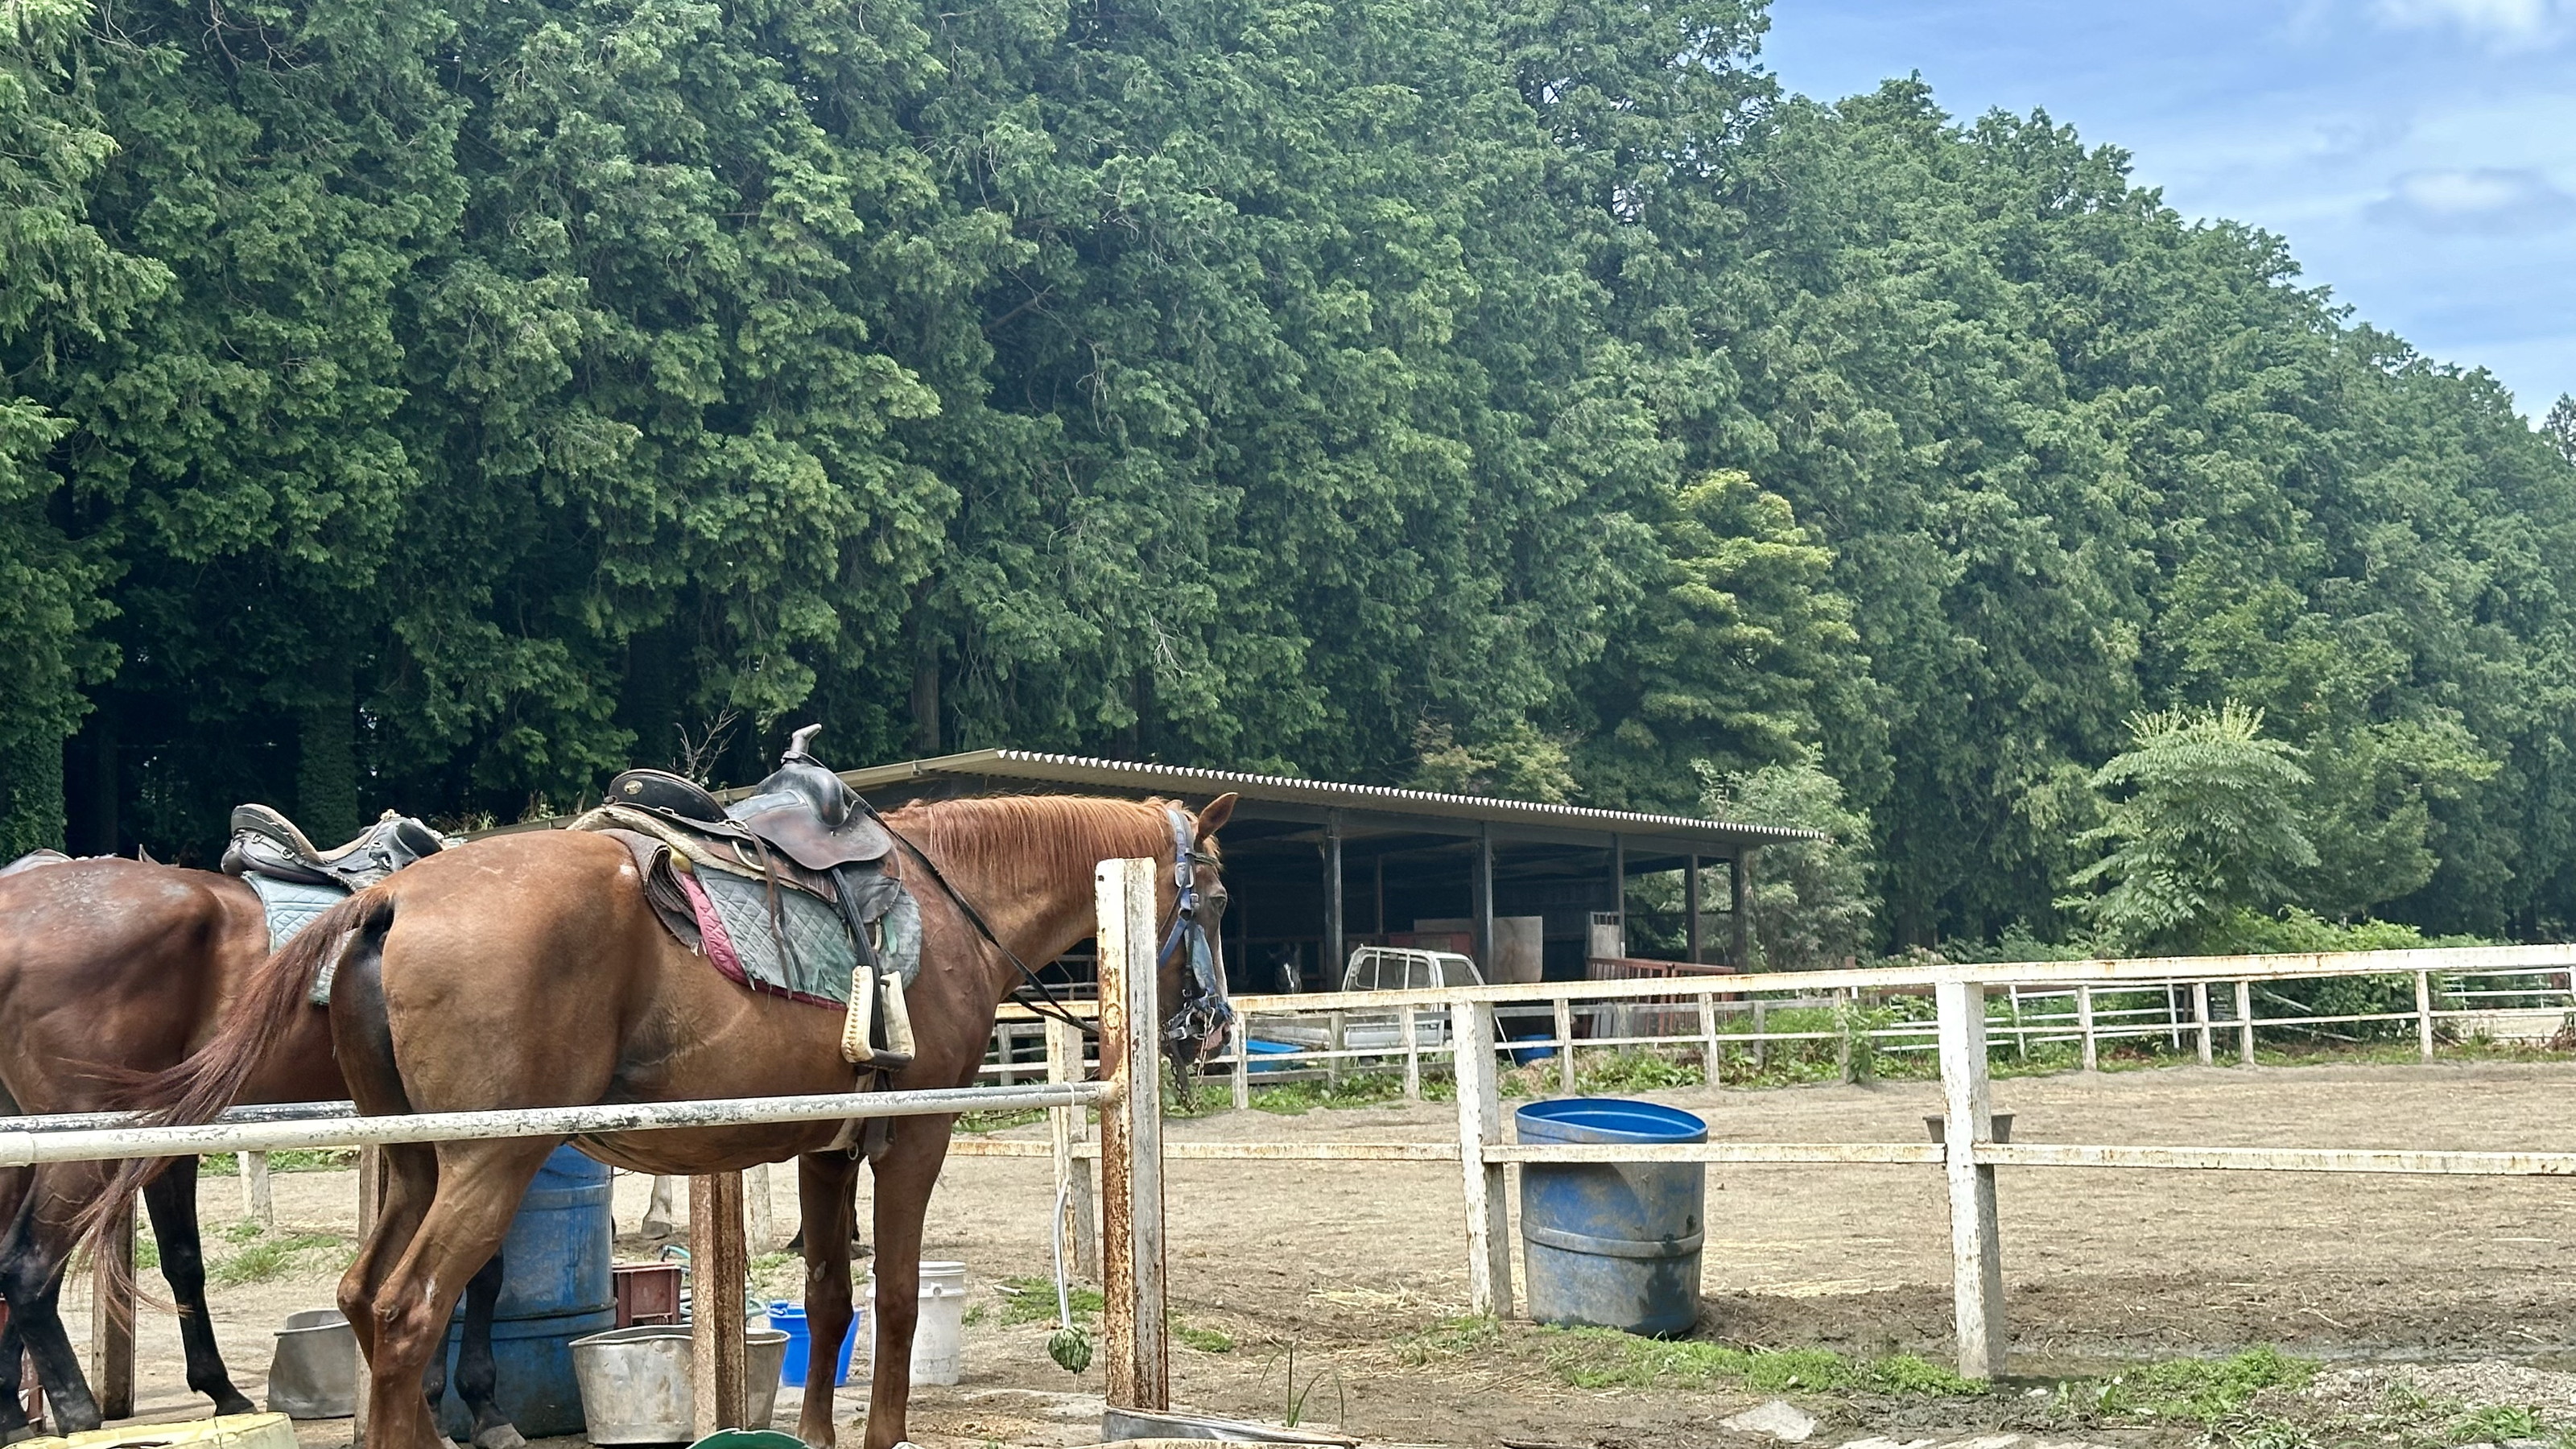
[768,1300,865,1387]
[1245,1039,1302,1074]
[1514,1098,1707,1336]
[436,1145,615,1439]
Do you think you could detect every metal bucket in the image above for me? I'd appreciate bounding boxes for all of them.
[1515,1098,1707,1336]
[568,1325,789,1443]
[266,1310,357,1418]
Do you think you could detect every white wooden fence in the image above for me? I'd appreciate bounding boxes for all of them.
[969,943,2576,1381]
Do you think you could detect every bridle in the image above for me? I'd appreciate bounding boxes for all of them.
[1159,805,1234,1064]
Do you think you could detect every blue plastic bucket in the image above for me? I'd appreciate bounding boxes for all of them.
[1245,1040,1302,1074]
[436,1146,616,1439]
[767,1300,864,1387]
[1514,1098,1707,1336]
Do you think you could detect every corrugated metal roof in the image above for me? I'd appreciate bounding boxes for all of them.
[837,749,1823,848]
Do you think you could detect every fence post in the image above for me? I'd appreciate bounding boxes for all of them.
[1836,989,1857,1084]
[1752,999,1768,1071]
[2193,981,2213,1067]
[355,1146,381,1443]
[1047,1015,1100,1280]
[687,1170,749,1436]
[1451,1000,1513,1319]
[2235,980,2256,1065]
[1231,1012,1253,1112]
[1934,978,2005,1381]
[241,1150,274,1227]
[744,1162,774,1250]
[2416,972,2436,1060]
[1327,1010,1346,1086]
[90,1203,134,1420]
[2008,986,2026,1060]
[1402,1008,1422,1101]
[1698,993,1721,1092]
[1098,856,1170,1414]
[2076,985,2099,1071]
[1553,997,1575,1094]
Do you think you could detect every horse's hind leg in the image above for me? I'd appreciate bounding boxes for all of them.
[447,1253,522,1449]
[358,1139,555,1449]
[139,1156,254,1416]
[0,1171,99,1434]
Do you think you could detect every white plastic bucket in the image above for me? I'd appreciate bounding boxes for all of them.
[861,1260,968,1386]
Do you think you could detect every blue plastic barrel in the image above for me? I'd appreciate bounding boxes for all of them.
[1514,1098,1707,1336]
[437,1145,616,1439]
[767,1300,864,1387]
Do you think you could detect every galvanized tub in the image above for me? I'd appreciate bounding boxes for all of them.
[1514,1098,1707,1336]
[265,1310,356,1418]
[568,1325,788,1443]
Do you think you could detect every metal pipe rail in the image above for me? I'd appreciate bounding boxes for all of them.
[0,1100,358,1134]
[0,1082,1110,1168]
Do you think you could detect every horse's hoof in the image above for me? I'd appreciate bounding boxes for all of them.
[210,1392,257,1417]
[472,1423,528,1449]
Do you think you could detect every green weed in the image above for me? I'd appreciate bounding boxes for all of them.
[199,1149,357,1176]
[2079,1348,2316,1425]
[1246,1073,1445,1114]
[2452,1404,2544,1442]
[1173,1319,1235,1353]
[995,1275,1101,1326]
[135,1229,160,1273]
[1393,1315,1501,1367]
[956,1108,1047,1135]
[1541,1329,1984,1399]
[213,1232,341,1286]
[1575,1050,1704,1095]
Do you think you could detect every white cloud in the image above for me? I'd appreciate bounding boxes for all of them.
[2373,0,2574,47]
[2368,167,2576,232]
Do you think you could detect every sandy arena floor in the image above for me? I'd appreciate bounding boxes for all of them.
[52,1058,2576,1447]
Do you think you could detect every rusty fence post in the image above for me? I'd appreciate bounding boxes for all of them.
[1098,857,1169,1414]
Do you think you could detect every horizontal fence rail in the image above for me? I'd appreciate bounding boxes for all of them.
[0,1082,1110,1167]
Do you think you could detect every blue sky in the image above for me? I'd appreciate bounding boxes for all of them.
[1757,0,2576,419]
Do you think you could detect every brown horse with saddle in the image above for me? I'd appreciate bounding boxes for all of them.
[98,730,1237,1449]
[0,812,524,1447]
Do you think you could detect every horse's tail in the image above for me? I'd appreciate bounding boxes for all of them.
[76,890,394,1299]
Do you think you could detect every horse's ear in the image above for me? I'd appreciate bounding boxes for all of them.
[1194,792,1239,844]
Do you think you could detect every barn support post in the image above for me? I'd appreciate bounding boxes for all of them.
[1098,856,1169,1414]
[2415,972,2436,1060]
[1451,1000,1513,1319]
[1472,826,1495,974]
[241,1151,273,1226]
[1935,980,2006,1380]
[89,1204,134,1420]
[1686,855,1703,965]
[2235,980,2256,1064]
[687,1170,749,1436]
[2193,980,2214,1067]
[2076,985,2099,1071]
[1323,811,1345,987]
[1046,1015,1100,1280]
[1730,852,1750,969]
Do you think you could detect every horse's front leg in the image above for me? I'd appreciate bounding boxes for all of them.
[858,1119,951,1449]
[791,1153,863,1449]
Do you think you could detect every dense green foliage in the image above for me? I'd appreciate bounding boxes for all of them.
[6,0,2574,952]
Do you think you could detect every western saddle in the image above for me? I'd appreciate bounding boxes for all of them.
[604,724,892,873]
[224,805,447,890]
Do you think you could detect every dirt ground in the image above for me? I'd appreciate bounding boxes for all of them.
[55,1058,2576,1447]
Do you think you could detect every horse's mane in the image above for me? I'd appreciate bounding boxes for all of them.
[884,793,1201,897]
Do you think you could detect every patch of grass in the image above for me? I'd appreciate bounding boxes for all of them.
[995,1275,1101,1327]
[1393,1315,1501,1367]
[1575,1049,1704,1095]
[135,1228,160,1273]
[1247,1074,1427,1115]
[199,1149,357,1176]
[212,1232,341,1286]
[956,1108,1046,1135]
[2074,1348,2317,1426]
[1173,1319,1235,1354]
[747,1250,801,1296]
[1541,1329,1986,1399]
[961,1303,986,1327]
[2453,1404,2545,1442]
